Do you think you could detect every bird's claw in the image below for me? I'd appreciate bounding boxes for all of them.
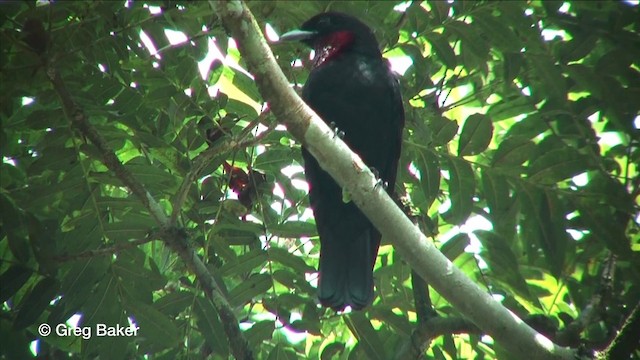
[329,121,345,139]
[375,179,388,190]
[370,167,388,190]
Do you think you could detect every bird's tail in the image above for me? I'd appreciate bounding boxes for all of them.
[317,229,378,310]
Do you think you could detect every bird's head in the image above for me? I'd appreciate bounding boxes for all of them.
[280,12,380,67]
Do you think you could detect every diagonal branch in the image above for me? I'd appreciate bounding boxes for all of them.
[48,67,169,226]
[162,228,254,360]
[47,64,253,360]
[212,1,577,359]
[602,300,640,360]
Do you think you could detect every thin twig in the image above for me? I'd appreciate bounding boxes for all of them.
[169,108,275,226]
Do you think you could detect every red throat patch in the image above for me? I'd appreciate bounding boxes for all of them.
[312,31,354,68]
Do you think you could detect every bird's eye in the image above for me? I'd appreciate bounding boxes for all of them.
[318,17,331,27]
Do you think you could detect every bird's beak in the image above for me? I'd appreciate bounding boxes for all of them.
[278,29,317,42]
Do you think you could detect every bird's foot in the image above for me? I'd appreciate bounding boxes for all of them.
[370,167,388,190]
[329,121,345,139]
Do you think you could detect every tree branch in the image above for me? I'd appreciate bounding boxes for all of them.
[602,300,640,360]
[170,108,274,225]
[47,63,253,360]
[48,67,169,227]
[213,1,577,358]
[556,254,616,347]
[162,228,254,360]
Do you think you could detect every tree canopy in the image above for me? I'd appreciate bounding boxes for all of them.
[1,1,638,359]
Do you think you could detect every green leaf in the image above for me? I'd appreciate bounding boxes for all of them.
[245,320,275,347]
[503,52,524,83]
[28,146,77,175]
[1,317,32,358]
[27,215,58,275]
[440,233,470,261]
[443,157,475,225]
[448,21,489,61]
[254,147,295,172]
[26,109,66,130]
[474,230,535,304]
[13,277,60,329]
[458,114,493,156]
[449,21,489,72]
[344,313,386,360]
[492,135,535,167]
[176,56,199,89]
[269,221,317,238]
[574,198,631,257]
[429,1,451,24]
[321,342,346,360]
[518,185,568,276]
[80,278,122,358]
[262,296,293,323]
[113,87,144,113]
[125,299,181,352]
[0,163,26,188]
[268,246,315,273]
[425,32,457,68]
[487,97,536,122]
[104,218,154,242]
[415,148,441,207]
[145,85,179,107]
[528,56,567,103]
[49,258,110,324]
[0,193,30,263]
[596,48,635,77]
[114,255,166,304]
[212,227,260,247]
[219,248,268,276]
[267,344,298,360]
[289,318,322,336]
[473,11,522,52]
[207,59,224,85]
[370,308,412,336]
[528,148,591,184]
[0,266,32,303]
[153,291,194,317]
[125,156,179,189]
[442,334,458,359]
[225,65,262,103]
[557,34,597,62]
[193,296,230,358]
[428,116,459,146]
[227,273,272,307]
[272,269,314,293]
[566,64,603,98]
[504,113,551,140]
[223,96,260,118]
[88,76,124,104]
[481,170,512,220]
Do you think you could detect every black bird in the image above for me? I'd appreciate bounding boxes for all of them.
[281,12,404,310]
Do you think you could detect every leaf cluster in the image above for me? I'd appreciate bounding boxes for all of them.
[1,1,638,359]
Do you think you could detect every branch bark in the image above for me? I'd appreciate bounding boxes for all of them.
[602,300,640,360]
[213,1,577,359]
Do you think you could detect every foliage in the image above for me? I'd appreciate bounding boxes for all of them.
[1,1,639,359]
